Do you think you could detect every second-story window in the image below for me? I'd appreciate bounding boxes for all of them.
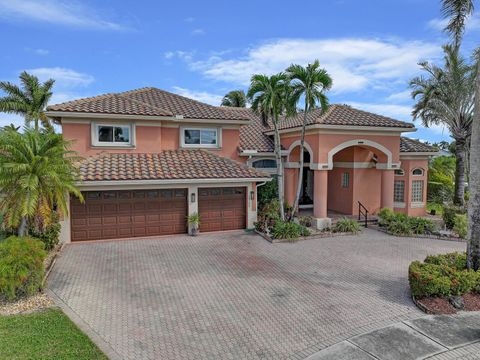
[182,128,218,148]
[94,124,133,146]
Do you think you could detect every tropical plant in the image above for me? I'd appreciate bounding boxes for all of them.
[410,45,475,206]
[247,73,292,221]
[333,218,360,234]
[428,155,456,203]
[257,177,278,209]
[0,71,55,131]
[187,212,200,236]
[286,60,332,215]
[454,213,468,238]
[437,0,479,270]
[221,90,247,107]
[0,128,82,236]
[272,221,309,240]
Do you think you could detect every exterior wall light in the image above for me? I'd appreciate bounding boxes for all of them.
[191,193,196,203]
[250,191,254,200]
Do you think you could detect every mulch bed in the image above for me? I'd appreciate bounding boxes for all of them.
[415,293,480,315]
[463,293,480,311]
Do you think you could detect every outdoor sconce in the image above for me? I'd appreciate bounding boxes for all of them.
[191,193,196,203]
[250,191,254,201]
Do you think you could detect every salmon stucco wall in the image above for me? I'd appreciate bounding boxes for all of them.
[62,122,244,162]
[327,168,353,214]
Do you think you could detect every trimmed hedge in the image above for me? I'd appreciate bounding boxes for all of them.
[442,204,466,230]
[0,236,47,301]
[408,252,480,298]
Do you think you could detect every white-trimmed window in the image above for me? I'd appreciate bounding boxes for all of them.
[182,128,218,148]
[412,168,424,176]
[93,124,133,146]
[342,172,350,188]
[394,180,405,202]
[394,169,405,176]
[412,180,424,202]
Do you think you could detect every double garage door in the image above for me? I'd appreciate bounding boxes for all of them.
[70,187,246,242]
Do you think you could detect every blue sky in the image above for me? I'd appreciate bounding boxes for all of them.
[1,0,479,142]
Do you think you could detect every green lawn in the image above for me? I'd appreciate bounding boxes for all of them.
[0,308,107,360]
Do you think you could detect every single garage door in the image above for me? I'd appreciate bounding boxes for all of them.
[70,189,187,241]
[198,187,246,232]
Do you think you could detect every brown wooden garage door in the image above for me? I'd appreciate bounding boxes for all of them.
[198,187,246,232]
[70,189,187,241]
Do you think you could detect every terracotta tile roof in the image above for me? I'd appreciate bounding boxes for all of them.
[238,111,275,152]
[47,87,251,122]
[400,137,437,153]
[275,104,415,130]
[78,149,269,182]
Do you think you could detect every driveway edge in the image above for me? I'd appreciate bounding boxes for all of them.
[47,289,122,360]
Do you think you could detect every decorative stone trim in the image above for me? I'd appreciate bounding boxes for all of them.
[255,229,358,243]
[371,224,465,242]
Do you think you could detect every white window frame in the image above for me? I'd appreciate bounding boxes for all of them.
[412,168,424,176]
[92,122,135,147]
[394,169,405,176]
[180,127,220,148]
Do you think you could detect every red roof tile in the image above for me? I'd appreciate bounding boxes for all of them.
[78,150,269,182]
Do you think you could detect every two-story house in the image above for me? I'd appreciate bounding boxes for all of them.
[45,87,437,242]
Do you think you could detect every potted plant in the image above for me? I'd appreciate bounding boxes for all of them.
[187,212,200,236]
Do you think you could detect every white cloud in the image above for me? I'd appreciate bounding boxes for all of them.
[180,38,440,94]
[172,86,222,106]
[386,90,412,103]
[0,0,127,30]
[191,28,205,36]
[27,67,94,88]
[346,102,413,121]
[427,12,480,32]
[31,48,49,56]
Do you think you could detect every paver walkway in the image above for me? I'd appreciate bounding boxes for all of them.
[306,312,480,360]
[48,229,465,360]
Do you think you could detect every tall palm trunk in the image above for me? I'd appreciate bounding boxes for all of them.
[273,117,285,221]
[18,216,27,237]
[453,138,466,205]
[467,69,480,271]
[292,106,308,215]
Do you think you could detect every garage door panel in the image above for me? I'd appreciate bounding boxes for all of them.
[71,189,187,241]
[199,187,246,232]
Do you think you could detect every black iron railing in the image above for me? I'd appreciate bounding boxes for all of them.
[358,201,369,228]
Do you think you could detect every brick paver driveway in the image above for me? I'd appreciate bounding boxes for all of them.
[48,229,465,360]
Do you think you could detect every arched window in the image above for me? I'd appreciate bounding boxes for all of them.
[412,168,424,176]
[394,169,405,176]
[252,159,277,169]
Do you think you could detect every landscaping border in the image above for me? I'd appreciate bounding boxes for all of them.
[255,229,359,243]
[371,224,465,242]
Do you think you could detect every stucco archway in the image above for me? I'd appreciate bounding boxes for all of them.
[327,139,393,169]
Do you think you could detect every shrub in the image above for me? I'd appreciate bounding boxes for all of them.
[453,214,467,239]
[378,208,395,227]
[298,216,313,227]
[424,252,467,270]
[29,212,61,251]
[257,177,278,210]
[408,217,435,235]
[387,218,413,236]
[272,221,309,240]
[333,218,360,234]
[0,236,46,301]
[255,200,281,233]
[442,204,466,230]
[409,252,480,298]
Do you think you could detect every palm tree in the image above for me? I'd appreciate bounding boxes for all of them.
[410,45,475,206]
[221,90,247,107]
[439,0,479,270]
[0,71,55,131]
[0,128,82,236]
[286,60,332,215]
[247,73,290,220]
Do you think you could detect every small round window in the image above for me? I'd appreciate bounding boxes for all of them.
[412,168,424,176]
